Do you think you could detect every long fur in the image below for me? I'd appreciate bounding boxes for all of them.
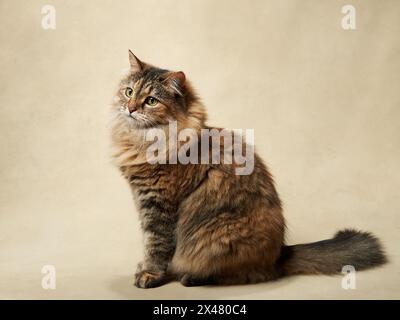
[277,229,387,276]
[111,53,387,288]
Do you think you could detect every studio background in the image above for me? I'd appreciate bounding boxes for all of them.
[0,0,399,299]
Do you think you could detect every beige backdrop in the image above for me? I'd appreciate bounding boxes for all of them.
[0,0,399,299]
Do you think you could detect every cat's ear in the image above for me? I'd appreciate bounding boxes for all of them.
[128,50,143,73]
[162,71,186,96]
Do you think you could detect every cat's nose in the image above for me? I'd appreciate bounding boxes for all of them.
[128,104,137,113]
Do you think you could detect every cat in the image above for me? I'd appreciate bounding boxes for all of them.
[110,50,387,288]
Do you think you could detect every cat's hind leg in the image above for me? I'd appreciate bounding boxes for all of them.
[179,274,216,287]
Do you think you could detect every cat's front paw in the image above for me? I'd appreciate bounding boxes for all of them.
[135,261,144,273]
[134,270,167,289]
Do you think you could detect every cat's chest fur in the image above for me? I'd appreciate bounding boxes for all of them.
[112,123,210,215]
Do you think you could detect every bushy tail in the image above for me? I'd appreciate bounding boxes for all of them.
[277,229,387,276]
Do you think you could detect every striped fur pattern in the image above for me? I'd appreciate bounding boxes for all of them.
[111,52,387,288]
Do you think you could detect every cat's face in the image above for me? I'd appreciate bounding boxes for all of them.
[114,51,188,129]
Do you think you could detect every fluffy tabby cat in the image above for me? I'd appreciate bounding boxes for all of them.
[111,51,387,288]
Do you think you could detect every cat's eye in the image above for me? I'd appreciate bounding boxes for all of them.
[125,87,133,98]
[145,96,158,106]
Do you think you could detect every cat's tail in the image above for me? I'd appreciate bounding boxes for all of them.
[277,229,387,277]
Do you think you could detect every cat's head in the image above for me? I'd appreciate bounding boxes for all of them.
[113,51,206,130]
